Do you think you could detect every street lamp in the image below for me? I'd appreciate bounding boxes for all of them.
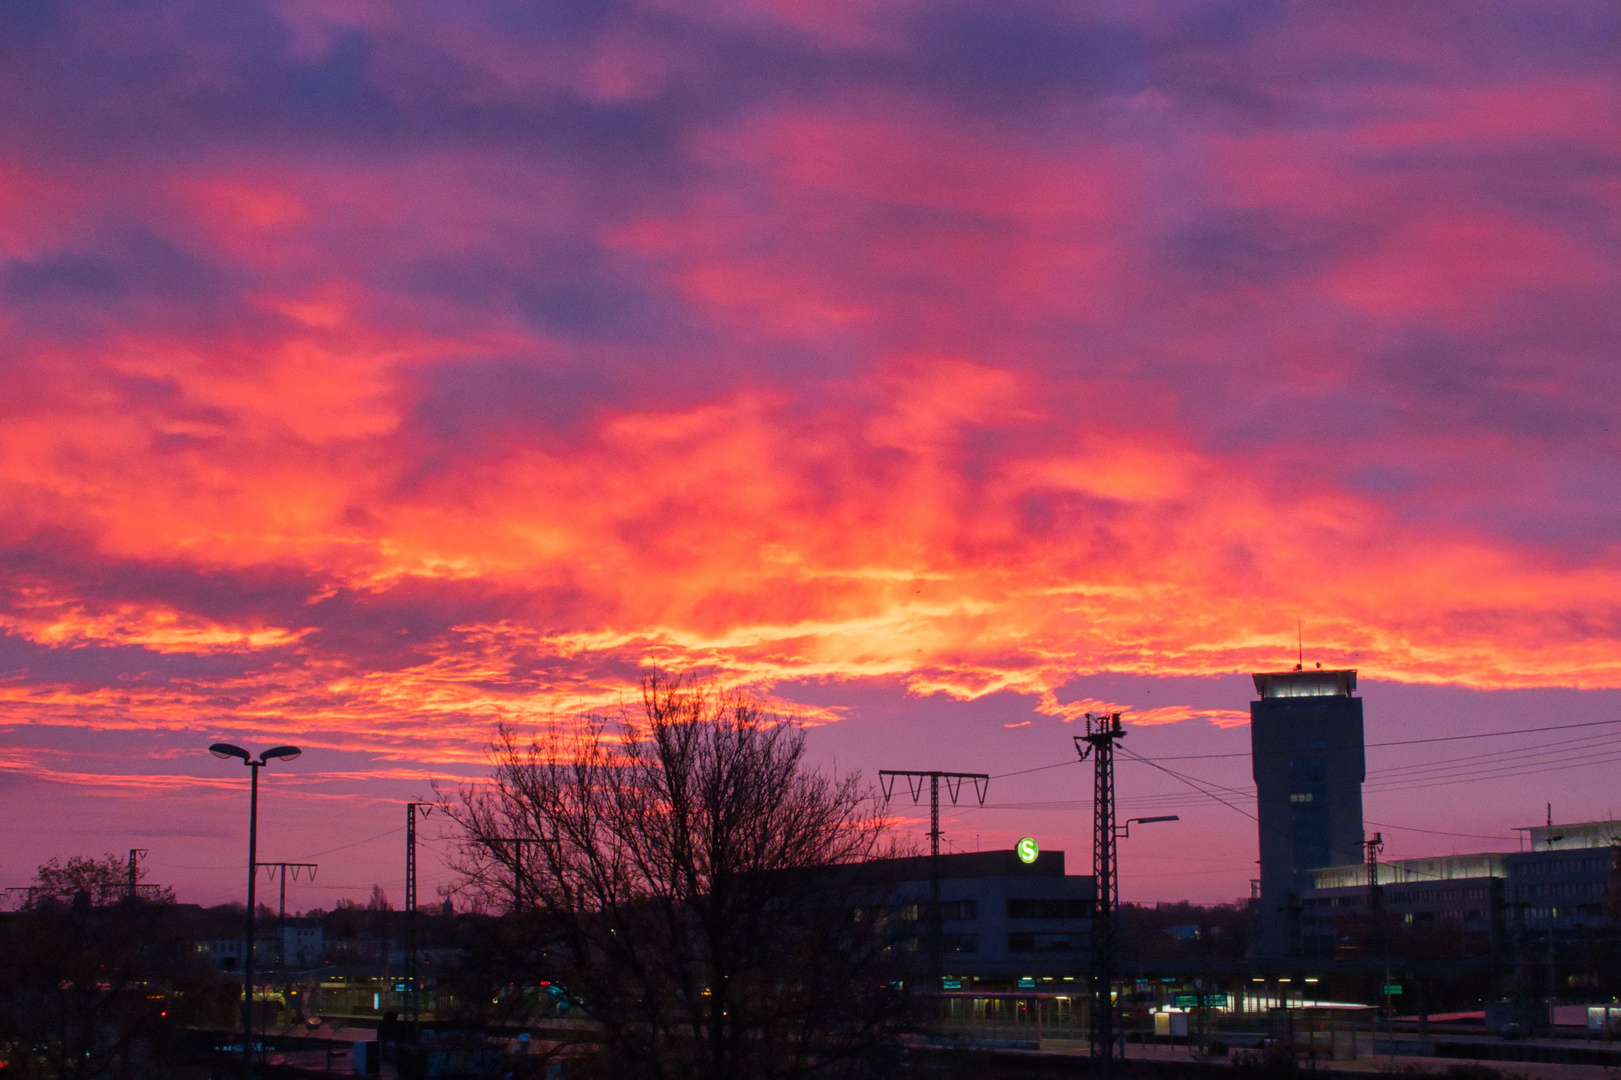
[211,743,301,1080]
[1114,815,1179,1055]
[1119,815,1179,839]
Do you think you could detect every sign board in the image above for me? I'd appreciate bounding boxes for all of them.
[1383,984,1403,995]
[1016,837,1039,864]
[1173,993,1229,1009]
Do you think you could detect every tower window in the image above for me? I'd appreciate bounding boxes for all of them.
[1289,793,1314,803]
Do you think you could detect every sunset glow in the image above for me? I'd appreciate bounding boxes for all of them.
[1,0,1617,905]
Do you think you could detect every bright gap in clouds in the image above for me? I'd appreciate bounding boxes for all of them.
[0,0,1616,903]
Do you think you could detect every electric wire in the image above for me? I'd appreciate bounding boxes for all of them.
[1115,748,1516,883]
[971,721,1621,820]
[149,824,412,874]
[1366,748,1621,794]
[292,825,406,860]
[1139,715,1621,762]
[970,739,1597,850]
[956,711,1621,886]
[1366,728,1621,778]
[1116,746,1263,826]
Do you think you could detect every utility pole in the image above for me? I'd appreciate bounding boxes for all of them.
[1077,712,1126,1069]
[2,887,38,910]
[492,836,545,911]
[126,849,148,901]
[878,770,990,1001]
[405,803,433,1040]
[1365,833,1382,912]
[255,863,318,966]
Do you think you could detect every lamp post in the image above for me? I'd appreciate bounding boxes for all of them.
[211,742,302,1080]
[1119,815,1179,838]
[1117,816,1180,1053]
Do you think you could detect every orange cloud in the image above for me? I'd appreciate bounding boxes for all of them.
[0,0,1614,779]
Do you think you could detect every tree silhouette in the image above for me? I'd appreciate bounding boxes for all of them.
[444,673,906,1080]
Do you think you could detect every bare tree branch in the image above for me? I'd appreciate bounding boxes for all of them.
[441,672,905,1080]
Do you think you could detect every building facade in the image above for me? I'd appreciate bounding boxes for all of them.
[1297,823,1621,972]
[877,848,1096,990]
[1507,826,1621,939]
[1301,854,1507,958]
[1251,668,1367,957]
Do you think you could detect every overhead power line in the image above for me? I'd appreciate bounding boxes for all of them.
[979,736,1621,819]
[294,825,407,860]
[978,715,1621,806]
[1117,746,1263,827]
[1142,715,1621,762]
[1363,819,1518,842]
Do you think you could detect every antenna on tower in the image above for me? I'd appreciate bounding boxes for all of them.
[1296,617,1303,670]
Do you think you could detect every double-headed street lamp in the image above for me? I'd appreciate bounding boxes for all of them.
[210,743,301,1080]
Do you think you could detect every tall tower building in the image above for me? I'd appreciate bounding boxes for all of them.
[1250,668,1365,957]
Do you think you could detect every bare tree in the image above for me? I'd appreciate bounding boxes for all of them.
[443,673,906,1080]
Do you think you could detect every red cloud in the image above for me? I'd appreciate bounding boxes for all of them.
[0,1,1613,807]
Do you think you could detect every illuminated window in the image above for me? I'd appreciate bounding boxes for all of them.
[1289,793,1314,803]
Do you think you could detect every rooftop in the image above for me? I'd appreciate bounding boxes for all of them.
[1520,819,1621,851]
[1252,668,1357,699]
[1311,853,1508,889]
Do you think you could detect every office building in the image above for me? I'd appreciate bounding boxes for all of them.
[1250,667,1366,956]
[1301,854,1506,957]
[873,848,1095,988]
[1297,819,1621,964]
[1509,820,1621,935]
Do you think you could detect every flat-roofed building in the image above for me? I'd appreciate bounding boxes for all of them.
[1508,821,1621,936]
[1296,823,1621,965]
[869,848,1095,990]
[1250,668,1366,956]
[1301,855,1507,957]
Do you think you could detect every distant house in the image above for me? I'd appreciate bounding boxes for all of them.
[197,937,244,970]
[280,920,324,967]
[195,921,324,970]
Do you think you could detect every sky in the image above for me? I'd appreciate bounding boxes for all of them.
[0,0,1618,909]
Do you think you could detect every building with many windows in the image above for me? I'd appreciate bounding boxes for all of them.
[1296,821,1621,963]
[1508,822,1621,938]
[1250,668,1367,956]
[1301,854,1507,957]
[875,848,1095,989]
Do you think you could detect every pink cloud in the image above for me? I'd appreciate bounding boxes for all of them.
[0,0,1616,900]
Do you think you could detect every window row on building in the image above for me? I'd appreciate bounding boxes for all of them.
[895,897,1090,923]
[907,930,1088,955]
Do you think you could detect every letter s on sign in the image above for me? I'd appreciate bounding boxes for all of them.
[1016,837,1039,864]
